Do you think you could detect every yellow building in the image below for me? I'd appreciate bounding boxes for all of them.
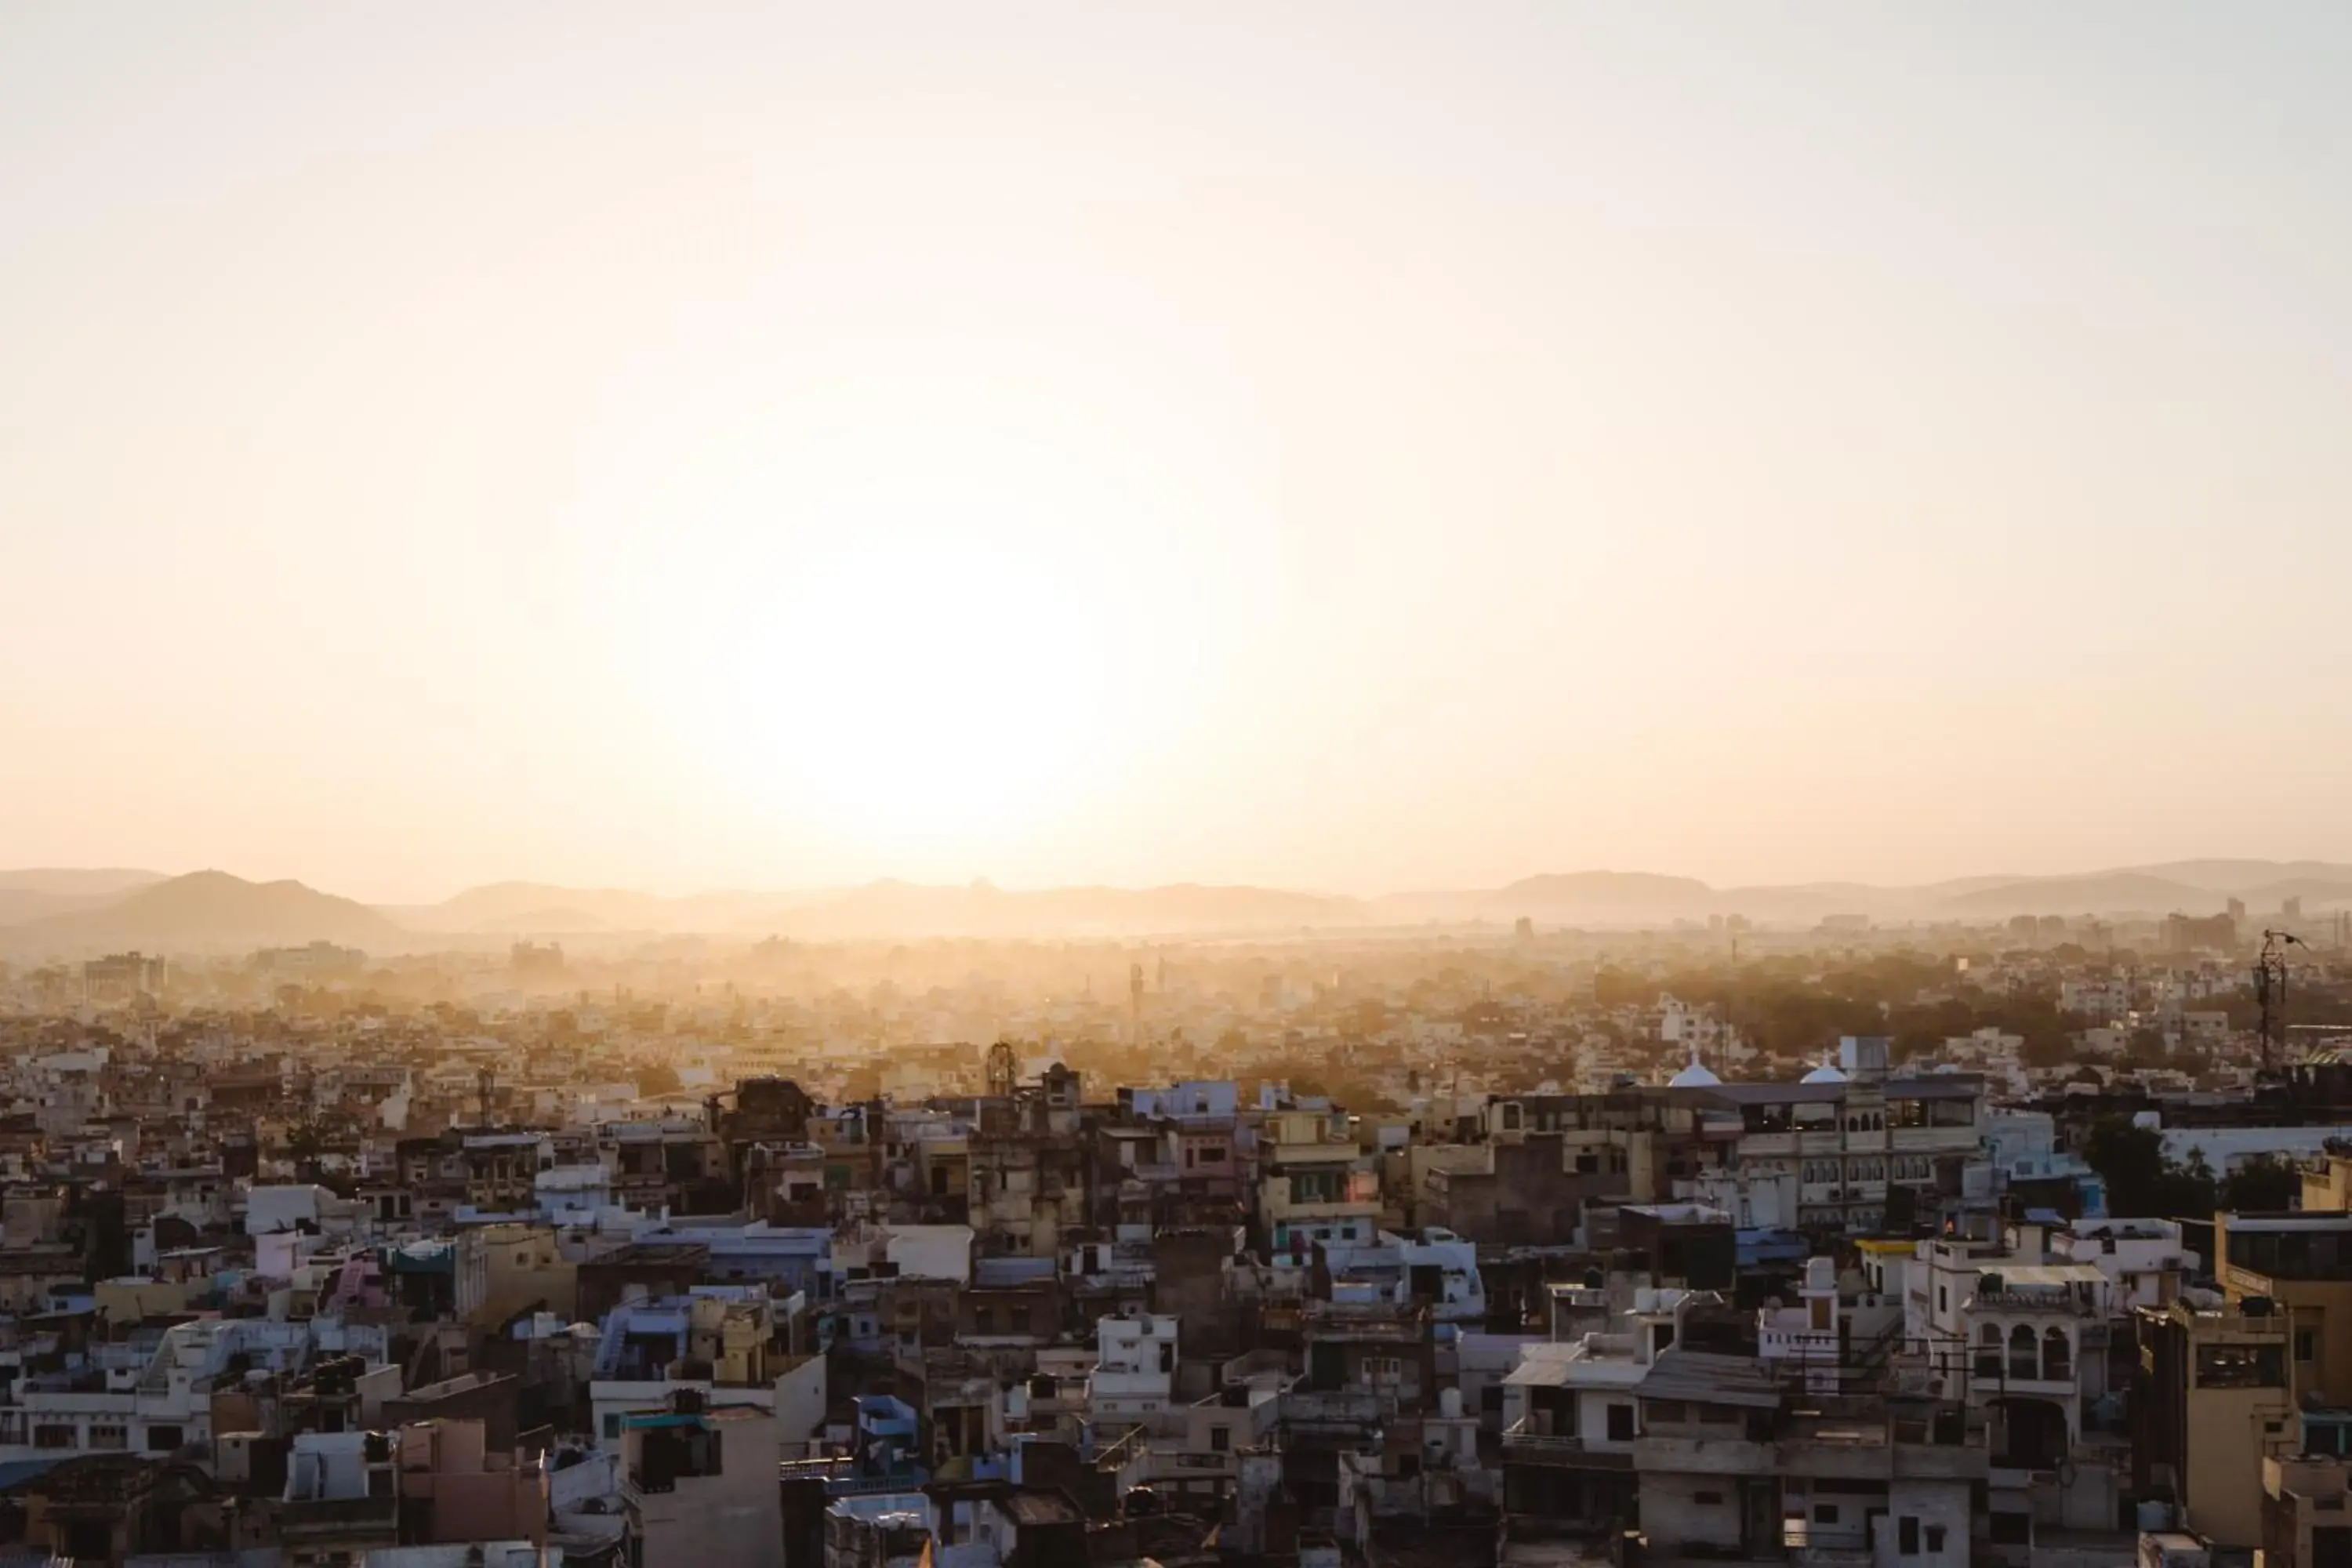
[2136,1302,2298,1549]
[2216,1210,2352,1406]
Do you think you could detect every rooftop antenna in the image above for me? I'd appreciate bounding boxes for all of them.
[2256,928,2308,1074]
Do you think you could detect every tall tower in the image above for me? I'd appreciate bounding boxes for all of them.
[1129,962,1145,1047]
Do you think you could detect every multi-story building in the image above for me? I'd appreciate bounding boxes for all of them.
[2135,1301,2299,1550]
[1260,1109,1382,1252]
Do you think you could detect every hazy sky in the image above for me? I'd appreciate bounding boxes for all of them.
[5,4,2350,902]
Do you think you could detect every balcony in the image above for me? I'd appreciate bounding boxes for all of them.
[1502,1419,1632,1469]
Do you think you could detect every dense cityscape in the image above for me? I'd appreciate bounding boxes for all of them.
[0,872,2348,1568]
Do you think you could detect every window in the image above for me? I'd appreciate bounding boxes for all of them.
[1900,1516,1920,1555]
[604,1414,622,1440]
[1814,1504,1840,1525]
[2042,1327,2071,1381]
[973,1305,996,1334]
[1976,1323,2002,1380]
[1938,1287,1947,1315]
[1925,1526,1947,1553]
[1606,1403,1636,1442]
[33,1425,74,1450]
[2300,1330,2320,1363]
[2198,1342,2286,1388]
[88,1425,126,1450]
[1646,1399,1688,1425]
[1209,1425,1231,1453]
[1989,1512,2031,1546]
[147,1424,183,1451]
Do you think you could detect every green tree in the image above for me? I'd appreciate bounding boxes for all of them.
[2221,1153,2299,1213]
[2084,1116,2216,1218]
[635,1062,683,1098]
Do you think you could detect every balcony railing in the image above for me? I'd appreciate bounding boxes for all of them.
[1502,1418,1631,1468]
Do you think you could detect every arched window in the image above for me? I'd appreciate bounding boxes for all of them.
[1872,1113,1884,1131]
[2042,1327,2071,1381]
[2009,1324,2038,1381]
[1975,1322,2003,1379]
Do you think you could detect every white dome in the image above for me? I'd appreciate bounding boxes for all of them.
[1668,1046,1721,1089]
[1800,1051,1848,1084]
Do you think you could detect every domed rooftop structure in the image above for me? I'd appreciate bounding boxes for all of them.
[1799,1051,1849,1084]
[1667,1044,1721,1089]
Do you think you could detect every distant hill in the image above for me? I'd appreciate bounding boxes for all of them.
[1940,873,2220,917]
[13,869,405,955]
[0,868,171,927]
[1375,870,1717,925]
[12,852,2350,949]
[2116,860,2352,895]
[397,882,839,935]
[404,881,676,931]
[2235,878,2352,910]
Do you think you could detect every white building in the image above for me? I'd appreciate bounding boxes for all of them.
[1089,1312,1177,1423]
[2045,1217,2194,1311]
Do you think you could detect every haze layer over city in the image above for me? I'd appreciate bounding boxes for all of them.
[5,6,2351,1568]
